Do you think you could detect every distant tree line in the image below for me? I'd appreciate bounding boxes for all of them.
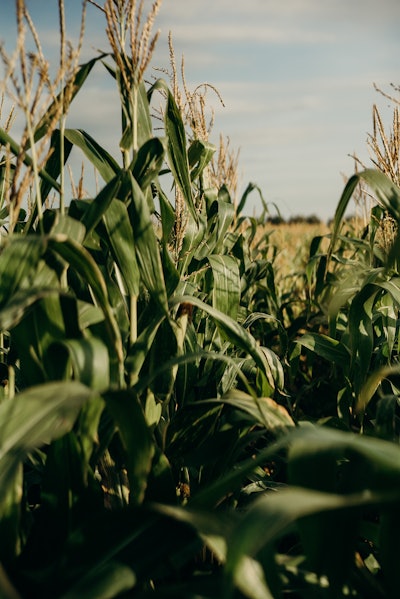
[266,214,323,225]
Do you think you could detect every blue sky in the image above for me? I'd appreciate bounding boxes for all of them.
[1,0,400,220]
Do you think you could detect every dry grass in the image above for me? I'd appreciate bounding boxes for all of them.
[0,0,87,228]
[255,221,330,274]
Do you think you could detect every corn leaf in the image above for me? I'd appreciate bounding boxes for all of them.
[208,254,240,320]
[126,172,168,313]
[104,389,155,505]
[0,381,93,505]
[64,129,120,182]
[171,295,281,390]
[51,337,110,392]
[0,237,46,308]
[0,128,61,192]
[295,332,351,369]
[164,89,198,224]
[103,198,140,297]
[34,54,108,142]
[59,561,136,599]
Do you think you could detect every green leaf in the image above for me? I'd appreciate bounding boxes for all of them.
[219,390,294,429]
[34,54,108,142]
[208,254,240,320]
[224,487,378,597]
[165,89,198,224]
[348,284,379,394]
[103,198,140,297]
[104,389,155,505]
[357,364,400,414]
[0,128,61,193]
[79,175,122,238]
[131,137,165,190]
[0,237,46,307]
[39,129,73,206]
[59,561,136,599]
[52,337,110,392]
[126,171,168,313]
[295,332,350,369]
[64,129,120,182]
[328,169,400,267]
[48,234,124,381]
[171,295,282,391]
[188,138,216,182]
[0,381,93,505]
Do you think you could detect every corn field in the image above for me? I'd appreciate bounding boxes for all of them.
[1,2,400,598]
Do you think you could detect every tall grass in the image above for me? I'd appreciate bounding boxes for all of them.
[0,2,400,598]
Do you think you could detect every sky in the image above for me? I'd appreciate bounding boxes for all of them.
[1,0,400,221]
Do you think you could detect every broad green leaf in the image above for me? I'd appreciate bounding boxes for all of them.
[224,486,386,597]
[59,561,136,599]
[209,254,240,320]
[195,200,235,259]
[328,169,400,267]
[52,337,110,392]
[357,364,400,414]
[79,175,122,237]
[130,137,165,190]
[348,284,379,393]
[105,389,155,505]
[0,381,93,504]
[157,184,175,245]
[177,206,207,275]
[0,236,46,307]
[219,390,294,429]
[126,171,168,313]
[125,308,166,386]
[48,234,124,381]
[117,79,153,151]
[164,89,198,224]
[295,332,350,369]
[103,198,140,297]
[64,129,120,182]
[188,138,216,182]
[0,128,60,193]
[171,295,282,391]
[236,183,271,219]
[39,129,73,207]
[50,212,86,243]
[0,288,59,331]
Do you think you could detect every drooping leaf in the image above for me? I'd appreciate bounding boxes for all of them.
[295,332,351,369]
[64,129,120,182]
[171,295,282,391]
[0,381,93,505]
[104,389,155,506]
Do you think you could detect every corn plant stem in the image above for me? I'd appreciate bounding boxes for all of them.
[132,83,138,157]
[7,366,15,401]
[24,108,44,235]
[129,294,138,363]
[59,115,66,216]
[129,294,137,343]
[127,83,139,357]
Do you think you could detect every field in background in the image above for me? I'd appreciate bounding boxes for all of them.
[1,2,400,598]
